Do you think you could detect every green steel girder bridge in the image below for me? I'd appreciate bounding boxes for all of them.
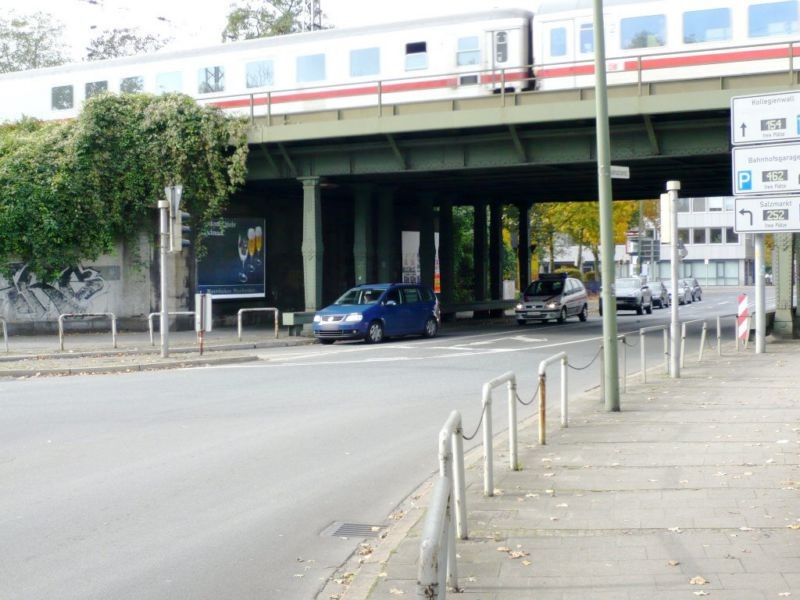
[233,69,797,319]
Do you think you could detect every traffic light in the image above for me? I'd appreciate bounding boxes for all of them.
[170,210,191,252]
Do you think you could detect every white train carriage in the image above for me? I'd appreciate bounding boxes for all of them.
[0,9,533,123]
[534,0,800,90]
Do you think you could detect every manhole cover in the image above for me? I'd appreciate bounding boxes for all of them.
[321,521,384,538]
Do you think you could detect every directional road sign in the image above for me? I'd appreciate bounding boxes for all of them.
[732,142,800,195]
[731,91,800,146]
[734,196,800,233]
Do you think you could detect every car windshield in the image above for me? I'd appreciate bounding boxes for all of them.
[615,278,640,289]
[334,287,384,305]
[526,279,563,296]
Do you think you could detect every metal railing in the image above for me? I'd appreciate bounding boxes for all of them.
[417,475,457,599]
[481,372,518,497]
[58,313,117,351]
[439,410,468,540]
[147,311,195,346]
[638,325,669,383]
[680,319,709,368]
[537,352,568,446]
[237,307,280,340]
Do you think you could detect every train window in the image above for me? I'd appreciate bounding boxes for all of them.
[405,42,428,71]
[85,81,108,99]
[683,8,731,43]
[246,60,274,88]
[621,14,666,49]
[495,32,508,63]
[579,24,594,54]
[120,76,144,93]
[457,36,480,66]
[297,53,326,82]
[749,1,799,37]
[198,66,225,94]
[550,27,567,57]
[156,72,182,94]
[51,85,73,110]
[350,47,380,77]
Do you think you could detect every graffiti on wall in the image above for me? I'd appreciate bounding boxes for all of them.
[0,264,108,321]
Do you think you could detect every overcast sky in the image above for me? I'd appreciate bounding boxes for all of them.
[6,0,530,58]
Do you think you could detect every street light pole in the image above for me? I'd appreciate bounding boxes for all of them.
[593,0,619,411]
[158,198,170,359]
[667,181,681,378]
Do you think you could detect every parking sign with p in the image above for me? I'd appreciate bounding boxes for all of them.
[737,170,752,191]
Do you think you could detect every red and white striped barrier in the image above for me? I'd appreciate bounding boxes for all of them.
[737,294,750,342]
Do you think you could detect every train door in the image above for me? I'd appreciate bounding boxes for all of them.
[486,29,517,91]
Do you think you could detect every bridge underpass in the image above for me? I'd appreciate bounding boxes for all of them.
[228,70,799,333]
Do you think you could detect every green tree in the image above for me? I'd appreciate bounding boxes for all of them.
[0,12,68,73]
[85,28,170,61]
[221,0,304,42]
[0,94,249,281]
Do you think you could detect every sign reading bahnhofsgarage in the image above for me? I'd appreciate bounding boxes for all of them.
[197,217,265,299]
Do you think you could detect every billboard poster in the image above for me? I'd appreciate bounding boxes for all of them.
[197,217,265,299]
[401,231,440,292]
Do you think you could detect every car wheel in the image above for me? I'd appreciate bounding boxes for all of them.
[696,293,701,302]
[578,304,588,322]
[365,320,384,344]
[636,302,643,315]
[318,339,335,345]
[516,319,526,326]
[645,302,653,315]
[557,307,567,323]
[423,317,438,338]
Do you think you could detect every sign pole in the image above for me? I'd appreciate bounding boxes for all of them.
[667,181,681,379]
[158,198,170,359]
[754,233,766,353]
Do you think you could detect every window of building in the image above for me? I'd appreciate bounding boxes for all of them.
[349,48,379,77]
[51,85,73,110]
[120,76,144,93]
[710,227,723,243]
[726,227,739,244]
[621,14,667,49]
[297,54,325,82]
[495,31,508,62]
[246,60,274,88]
[156,72,182,94]
[677,197,690,212]
[579,23,594,53]
[724,197,735,211]
[693,228,707,244]
[198,66,225,93]
[550,27,567,57]
[683,8,732,43]
[692,197,706,212]
[457,36,480,66]
[85,80,108,99]
[405,41,427,71]
[678,228,690,243]
[708,197,723,211]
[749,1,799,37]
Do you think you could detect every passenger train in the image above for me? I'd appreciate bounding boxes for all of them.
[0,0,797,122]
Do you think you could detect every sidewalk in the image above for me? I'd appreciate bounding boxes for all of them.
[329,341,800,600]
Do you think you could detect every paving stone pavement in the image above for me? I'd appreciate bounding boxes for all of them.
[329,341,800,600]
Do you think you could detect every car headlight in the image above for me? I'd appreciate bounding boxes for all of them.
[546,301,560,309]
[515,303,523,310]
[313,315,321,323]
[344,313,363,322]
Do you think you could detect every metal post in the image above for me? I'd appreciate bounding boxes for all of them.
[560,355,568,428]
[716,315,722,356]
[620,336,627,393]
[755,233,766,354]
[663,328,669,374]
[640,329,647,383]
[158,198,170,358]
[699,322,707,362]
[538,373,546,445]
[593,0,620,411]
[508,379,518,470]
[482,389,493,497]
[667,182,681,378]
[680,322,687,369]
[451,430,467,540]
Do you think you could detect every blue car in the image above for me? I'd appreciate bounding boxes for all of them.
[313,283,440,344]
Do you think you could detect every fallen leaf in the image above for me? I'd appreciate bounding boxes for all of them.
[667,560,680,567]
[556,503,568,508]
[378,572,387,578]
[689,576,709,585]
[389,589,405,595]
[777,440,789,444]
[542,473,555,478]
[788,523,800,530]
[496,546,511,553]
[521,560,532,566]
[778,593,791,597]
[508,550,529,559]
[693,592,709,597]
[668,527,683,534]
[545,489,555,496]
[739,527,753,532]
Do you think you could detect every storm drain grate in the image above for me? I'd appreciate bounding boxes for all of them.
[321,521,384,538]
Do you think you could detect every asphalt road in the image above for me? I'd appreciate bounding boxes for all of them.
[0,287,766,599]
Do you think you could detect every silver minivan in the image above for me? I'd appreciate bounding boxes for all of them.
[515,273,589,324]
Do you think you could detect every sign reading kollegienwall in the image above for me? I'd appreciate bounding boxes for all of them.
[197,217,265,299]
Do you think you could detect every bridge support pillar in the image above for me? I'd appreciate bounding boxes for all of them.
[489,201,503,316]
[439,198,454,306]
[377,189,397,283]
[474,202,487,305]
[353,185,374,286]
[300,177,324,312]
[419,193,436,290]
[773,232,795,339]
[516,202,531,294]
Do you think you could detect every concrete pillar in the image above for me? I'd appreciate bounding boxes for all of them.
[419,193,436,289]
[516,203,531,293]
[300,177,323,311]
[772,232,794,338]
[474,202,487,301]
[489,201,503,301]
[353,185,374,285]
[377,189,397,283]
[439,198,454,306]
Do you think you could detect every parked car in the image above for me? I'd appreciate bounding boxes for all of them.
[649,279,670,309]
[683,277,702,302]
[515,273,588,324]
[312,283,440,344]
[662,279,692,305]
[600,277,653,315]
